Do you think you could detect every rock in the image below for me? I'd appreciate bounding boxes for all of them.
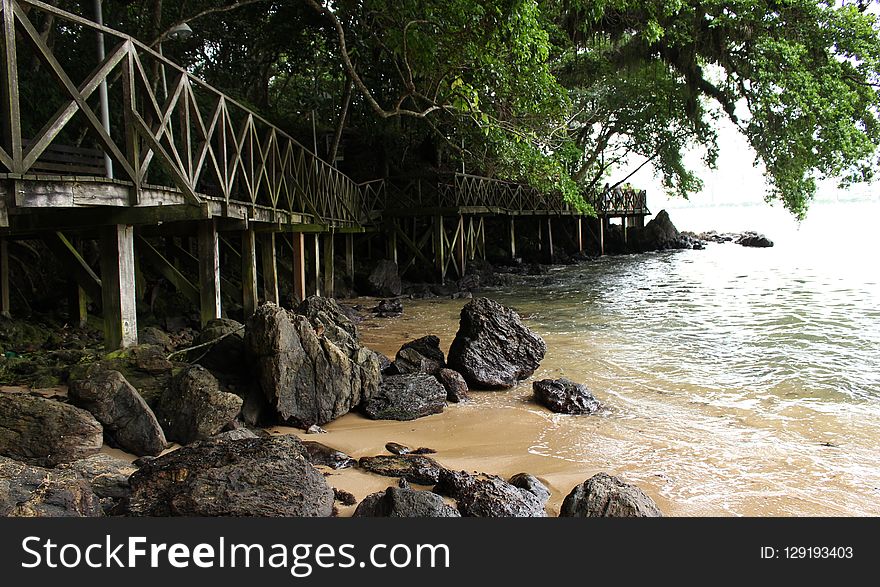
[301,441,356,469]
[398,478,410,489]
[0,455,103,517]
[0,393,102,467]
[362,374,446,421]
[353,487,460,518]
[372,298,403,318]
[411,447,437,455]
[394,335,445,375]
[635,209,685,251]
[508,473,551,505]
[385,442,411,455]
[139,327,173,351]
[212,428,259,441]
[737,232,774,248]
[192,319,246,376]
[295,297,360,346]
[245,303,380,427]
[157,365,242,444]
[376,352,396,376]
[560,472,662,517]
[436,471,546,517]
[367,260,402,297]
[532,378,601,415]
[447,298,546,389]
[125,435,334,516]
[358,455,445,485]
[60,454,135,513]
[68,366,167,456]
[334,488,357,506]
[437,368,469,402]
[70,344,176,408]
[306,424,327,434]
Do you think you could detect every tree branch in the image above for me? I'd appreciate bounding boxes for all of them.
[150,0,269,47]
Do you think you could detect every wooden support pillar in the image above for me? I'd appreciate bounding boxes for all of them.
[433,216,446,283]
[291,232,306,303]
[547,217,554,262]
[323,232,334,298]
[0,237,10,318]
[388,221,398,264]
[623,216,628,243]
[509,217,516,259]
[344,233,355,280]
[241,227,258,317]
[455,215,466,276]
[537,218,543,252]
[197,219,221,326]
[577,217,584,252]
[100,225,138,350]
[312,233,321,297]
[599,217,605,256]
[68,282,88,328]
[261,233,279,305]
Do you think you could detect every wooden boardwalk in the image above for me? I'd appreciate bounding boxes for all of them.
[0,0,650,348]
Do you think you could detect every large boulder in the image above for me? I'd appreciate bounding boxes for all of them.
[353,487,460,517]
[70,344,176,408]
[633,209,689,252]
[191,319,246,376]
[59,453,136,514]
[68,366,167,456]
[0,393,102,466]
[532,378,600,415]
[157,365,242,444]
[737,232,774,248]
[436,368,469,403]
[245,303,380,427]
[362,374,446,421]
[358,454,445,485]
[394,335,445,375]
[301,441,356,469]
[125,436,334,516]
[434,470,546,517]
[447,298,546,389]
[295,297,360,346]
[508,473,551,505]
[0,455,103,517]
[560,472,662,517]
[367,260,402,297]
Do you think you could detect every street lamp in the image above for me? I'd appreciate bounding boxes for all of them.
[93,0,112,178]
[159,23,193,99]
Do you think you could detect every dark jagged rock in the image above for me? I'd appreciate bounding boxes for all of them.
[508,473,551,505]
[295,296,360,347]
[125,436,334,517]
[70,344,176,408]
[437,368,469,403]
[0,393,102,467]
[394,335,445,375]
[560,472,662,517]
[447,298,546,389]
[301,441,356,469]
[434,470,546,517]
[376,352,397,376]
[68,366,167,456]
[362,374,446,421]
[372,298,403,318]
[634,209,686,251]
[358,454,445,485]
[333,488,357,506]
[245,303,380,427]
[212,428,260,441]
[0,455,103,517]
[411,447,437,455]
[385,442,411,455]
[192,319,246,376]
[139,327,173,352]
[532,378,601,415]
[367,260,402,297]
[737,232,774,248]
[157,365,242,444]
[353,487,460,518]
[60,454,136,514]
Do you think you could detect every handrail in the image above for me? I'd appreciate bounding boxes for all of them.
[0,0,364,226]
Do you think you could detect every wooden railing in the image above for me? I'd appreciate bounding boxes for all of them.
[0,0,365,226]
[591,187,649,216]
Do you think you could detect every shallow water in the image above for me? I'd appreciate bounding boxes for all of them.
[324,200,880,517]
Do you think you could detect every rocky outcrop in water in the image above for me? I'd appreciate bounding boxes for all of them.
[245,302,380,427]
[0,393,102,467]
[532,378,600,415]
[358,454,445,485]
[436,368,469,402]
[0,455,104,517]
[394,335,445,375]
[68,366,167,456]
[125,436,334,517]
[447,298,546,389]
[372,298,403,318]
[560,472,662,517]
[362,374,446,421]
[737,232,774,248]
[367,260,402,297]
[157,365,242,444]
[353,486,460,517]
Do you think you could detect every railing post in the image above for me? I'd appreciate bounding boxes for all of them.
[1,0,22,172]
